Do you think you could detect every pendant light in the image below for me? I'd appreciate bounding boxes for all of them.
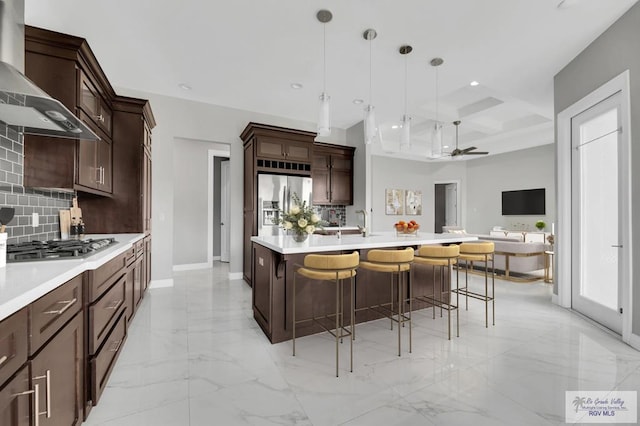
[363,28,378,145]
[399,45,413,149]
[316,10,332,137]
[430,57,444,157]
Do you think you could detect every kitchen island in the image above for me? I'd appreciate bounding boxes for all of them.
[251,232,477,343]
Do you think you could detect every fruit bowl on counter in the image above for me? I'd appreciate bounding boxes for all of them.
[394,220,420,236]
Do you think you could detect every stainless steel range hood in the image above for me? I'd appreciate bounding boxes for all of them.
[0,0,99,140]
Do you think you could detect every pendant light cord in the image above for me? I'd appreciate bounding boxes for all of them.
[323,24,327,92]
[404,54,408,116]
[435,66,439,123]
[369,37,373,105]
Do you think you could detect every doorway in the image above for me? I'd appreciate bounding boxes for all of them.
[220,160,230,262]
[557,71,632,340]
[434,182,459,233]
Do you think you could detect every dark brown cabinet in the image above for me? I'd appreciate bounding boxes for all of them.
[24,26,155,234]
[24,26,115,197]
[312,144,355,206]
[30,313,84,426]
[79,97,155,234]
[256,137,312,163]
[86,249,129,406]
[0,365,31,426]
[240,123,316,286]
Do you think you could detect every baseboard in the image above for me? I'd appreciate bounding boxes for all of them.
[228,272,243,280]
[150,278,174,289]
[212,256,221,261]
[551,293,559,305]
[173,261,212,271]
[628,333,640,351]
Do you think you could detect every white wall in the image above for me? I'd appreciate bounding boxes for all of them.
[115,87,346,284]
[466,144,556,234]
[370,156,467,233]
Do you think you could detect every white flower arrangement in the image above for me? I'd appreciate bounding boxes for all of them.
[274,193,321,236]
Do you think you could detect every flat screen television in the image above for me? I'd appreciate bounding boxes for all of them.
[501,188,545,215]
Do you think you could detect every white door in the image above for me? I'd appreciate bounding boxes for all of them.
[220,160,230,263]
[570,92,625,334]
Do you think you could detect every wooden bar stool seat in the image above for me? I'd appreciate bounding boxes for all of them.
[358,247,414,356]
[293,251,359,377]
[412,244,460,339]
[453,241,495,328]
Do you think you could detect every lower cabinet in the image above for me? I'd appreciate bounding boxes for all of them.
[0,365,31,426]
[30,313,84,426]
[0,238,147,425]
[86,250,129,407]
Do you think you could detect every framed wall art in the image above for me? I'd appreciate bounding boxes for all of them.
[405,189,422,215]
[385,189,404,215]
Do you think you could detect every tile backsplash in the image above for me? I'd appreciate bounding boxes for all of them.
[314,205,347,226]
[1,104,72,244]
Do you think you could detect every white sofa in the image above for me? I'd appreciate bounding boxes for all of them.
[442,228,548,280]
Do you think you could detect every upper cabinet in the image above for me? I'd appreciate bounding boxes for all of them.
[242,123,315,176]
[312,143,355,206]
[23,26,116,196]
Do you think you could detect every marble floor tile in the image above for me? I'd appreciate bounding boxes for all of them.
[84,262,639,425]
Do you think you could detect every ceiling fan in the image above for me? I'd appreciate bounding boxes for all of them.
[448,120,489,157]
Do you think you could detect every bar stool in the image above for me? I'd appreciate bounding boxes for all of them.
[412,244,460,340]
[358,247,414,356]
[453,241,495,327]
[293,251,359,377]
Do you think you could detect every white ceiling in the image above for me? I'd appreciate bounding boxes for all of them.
[25,0,638,158]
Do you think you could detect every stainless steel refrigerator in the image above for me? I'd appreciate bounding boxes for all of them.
[257,174,313,236]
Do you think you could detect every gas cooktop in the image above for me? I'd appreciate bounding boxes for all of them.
[6,238,118,262]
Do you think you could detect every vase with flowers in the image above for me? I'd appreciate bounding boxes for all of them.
[274,193,321,242]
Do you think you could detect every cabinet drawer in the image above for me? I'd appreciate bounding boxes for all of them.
[89,251,129,302]
[135,239,144,258]
[90,312,126,405]
[89,275,126,355]
[29,275,83,356]
[0,308,28,386]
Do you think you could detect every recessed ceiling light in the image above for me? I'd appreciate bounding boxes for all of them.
[443,145,450,149]
[290,83,303,89]
[470,81,479,86]
[178,83,192,91]
[391,125,399,129]
[352,99,364,105]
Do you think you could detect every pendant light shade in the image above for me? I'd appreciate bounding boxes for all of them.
[430,57,444,157]
[430,121,443,156]
[317,10,332,137]
[363,28,377,145]
[399,45,412,150]
[317,92,331,136]
[400,114,411,148]
[364,104,376,145]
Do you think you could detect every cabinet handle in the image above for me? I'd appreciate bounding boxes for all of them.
[96,114,105,123]
[13,385,39,426]
[109,338,123,353]
[33,370,51,419]
[44,298,77,315]
[100,167,105,185]
[106,299,123,311]
[0,354,7,366]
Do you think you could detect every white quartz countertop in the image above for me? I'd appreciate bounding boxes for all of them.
[251,232,478,254]
[0,233,145,321]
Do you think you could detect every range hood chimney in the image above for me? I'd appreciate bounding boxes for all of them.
[0,0,98,140]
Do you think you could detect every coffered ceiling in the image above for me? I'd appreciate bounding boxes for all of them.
[25,0,638,158]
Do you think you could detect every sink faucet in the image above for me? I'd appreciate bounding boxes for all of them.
[356,209,368,237]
